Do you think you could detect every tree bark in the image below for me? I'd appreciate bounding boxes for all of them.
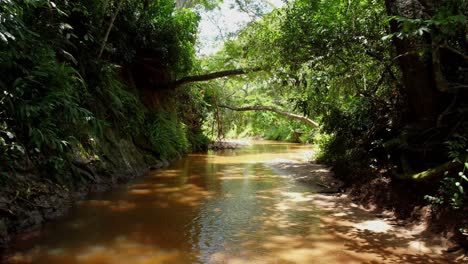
[385,0,441,126]
[383,0,467,172]
[218,104,319,128]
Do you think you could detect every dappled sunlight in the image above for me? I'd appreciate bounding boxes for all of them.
[148,169,181,178]
[281,191,314,202]
[408,241,433,253]
[73,238,191,264]
[209,152,310,164]
[4,142,465,264]
[127,182,214,207]
[78,200,137,213]
[128,189,153,195]
[355,220,392,233]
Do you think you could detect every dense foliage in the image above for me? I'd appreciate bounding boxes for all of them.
[0,0,207,185]
[1,0,467,223]
[204,0,468,210]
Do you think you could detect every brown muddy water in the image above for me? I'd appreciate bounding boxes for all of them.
[2,141,464,263]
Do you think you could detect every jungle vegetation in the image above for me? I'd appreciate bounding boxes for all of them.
[203,0,468,211]
[0,0,467,224]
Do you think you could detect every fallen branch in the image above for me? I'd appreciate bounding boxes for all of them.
[218,104,319,128]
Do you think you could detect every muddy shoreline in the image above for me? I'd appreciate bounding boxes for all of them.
[267,158,468,261]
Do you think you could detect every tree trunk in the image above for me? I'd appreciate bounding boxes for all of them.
[385,0,441,126]
[384,0,467,173]
[218,104,319,128]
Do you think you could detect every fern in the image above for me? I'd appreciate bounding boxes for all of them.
[149,112,189,160]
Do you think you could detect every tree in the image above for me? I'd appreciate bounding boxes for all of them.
[384,0,467,170]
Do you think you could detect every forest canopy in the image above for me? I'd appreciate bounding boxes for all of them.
[199,0,468,209]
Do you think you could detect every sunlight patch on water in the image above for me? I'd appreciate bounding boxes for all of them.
[72,238,191,264]
[128,189,153,195]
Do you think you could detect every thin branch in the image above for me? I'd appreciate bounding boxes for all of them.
[98,0,124,59]
[441,45,468,61]
[218,104,320,128]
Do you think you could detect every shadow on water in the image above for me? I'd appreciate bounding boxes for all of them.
[2,141,465,263]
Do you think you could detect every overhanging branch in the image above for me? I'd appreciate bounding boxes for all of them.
[218,104,319,128]
[168,67,262,88]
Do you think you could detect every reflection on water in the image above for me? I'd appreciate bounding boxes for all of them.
[2,141,462,263]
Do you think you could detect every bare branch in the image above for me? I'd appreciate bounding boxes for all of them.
[169,68,262,88]
[441,45,468,61]
[218,104,320,128]
[98,0,124,59]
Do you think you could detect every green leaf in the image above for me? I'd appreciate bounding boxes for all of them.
[59,23,73,31]
[461,174,468,182]
[61,50,78,65]
[381,34,393,41]
[0,32,8,43]
[6,131,14,139]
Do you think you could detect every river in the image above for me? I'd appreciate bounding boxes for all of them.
[2,141,462,263]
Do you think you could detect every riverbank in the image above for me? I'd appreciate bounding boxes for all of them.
[208,139,252,150]
[0,138,253,249]
[347,173,468,255]
[266,157,467,262]
[0,138,254,250]
[0,135,167,249]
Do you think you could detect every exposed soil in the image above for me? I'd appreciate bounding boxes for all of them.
[267,158,468,262]
[347,174,468,255]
